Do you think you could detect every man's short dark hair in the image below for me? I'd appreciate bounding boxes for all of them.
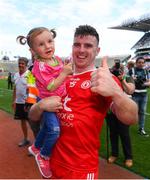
[74,25,99,45]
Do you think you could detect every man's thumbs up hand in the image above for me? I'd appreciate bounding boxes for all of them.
[91,56,121,97]
[100,56,109,69]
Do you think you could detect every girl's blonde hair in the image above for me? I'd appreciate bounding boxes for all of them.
[16,27,56,48]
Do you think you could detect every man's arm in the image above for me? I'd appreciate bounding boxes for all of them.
[91,57,138,125]
[12,86,16,110]
[110,88,138,125]
[29,96,63,121]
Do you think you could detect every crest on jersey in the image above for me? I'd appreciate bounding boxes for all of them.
[81,80,91,89]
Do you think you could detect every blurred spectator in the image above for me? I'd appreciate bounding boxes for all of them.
[2,55,9,61]
[24,55,40,139]
[106,60,135,168]
[110,59,123,77]
[127,61,135,71]
[7,72,13,90]
[12,57,31,147]
[128,56,150,137]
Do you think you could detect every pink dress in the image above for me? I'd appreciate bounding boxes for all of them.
[32,56,66,99]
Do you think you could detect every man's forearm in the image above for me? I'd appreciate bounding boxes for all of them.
[29,102,43,121]
[112,91,138,125]
[29,96,63,121]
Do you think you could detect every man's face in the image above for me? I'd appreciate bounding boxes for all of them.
[136,59,145,69]
[18,60,27,73]
[72,35,100,72]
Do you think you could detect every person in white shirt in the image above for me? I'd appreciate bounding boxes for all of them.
[12,57,30,147]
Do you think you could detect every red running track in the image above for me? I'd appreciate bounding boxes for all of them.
[0,110,143,179]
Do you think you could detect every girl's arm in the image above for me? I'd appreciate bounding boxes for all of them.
[47,62,73,91]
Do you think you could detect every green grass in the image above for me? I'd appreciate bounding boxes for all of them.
[100,89,150,179]
[0,79,13,113]
[0,79,150,178]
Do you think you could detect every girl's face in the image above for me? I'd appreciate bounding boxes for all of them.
[31,30,55,60]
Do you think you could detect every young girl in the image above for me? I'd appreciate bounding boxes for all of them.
[17,27,72,178]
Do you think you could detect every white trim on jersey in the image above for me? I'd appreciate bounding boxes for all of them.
[135,89,147,93]
[87,172,95,180]
[74,68,96,75]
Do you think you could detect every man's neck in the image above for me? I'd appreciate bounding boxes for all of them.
[19,70,26,76]
[74,66,96,74]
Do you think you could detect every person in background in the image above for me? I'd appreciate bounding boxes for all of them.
[12,57,30,147]
[127,61,135,72]
[29,25,138,179]
[17,27,72,178]
[24,55,40,139]
[107,60,135,168]
[128,56,150,137]
[7,72,13,90]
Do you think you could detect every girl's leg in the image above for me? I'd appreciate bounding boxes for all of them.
[34,116,45,149]
[40,112,60,158]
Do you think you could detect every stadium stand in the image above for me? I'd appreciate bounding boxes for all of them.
[109,14,150,32]
[131,32,150,50]
[0,61,18,78]
[109,14,150,61]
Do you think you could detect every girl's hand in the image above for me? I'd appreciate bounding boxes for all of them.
[62,62,73,76]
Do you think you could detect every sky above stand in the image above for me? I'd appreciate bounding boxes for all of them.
[0,0,150,60]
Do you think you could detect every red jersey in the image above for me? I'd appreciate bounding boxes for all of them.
[51,71,112,172]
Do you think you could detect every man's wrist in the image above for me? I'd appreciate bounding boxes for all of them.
[112,87,124,102]
[37,101,43,112]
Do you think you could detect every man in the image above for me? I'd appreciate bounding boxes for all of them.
[29,25,137,179]
[12,57,30,147]
[107,61,135,168]
[7,72,13,90]
[129,57,150,137]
